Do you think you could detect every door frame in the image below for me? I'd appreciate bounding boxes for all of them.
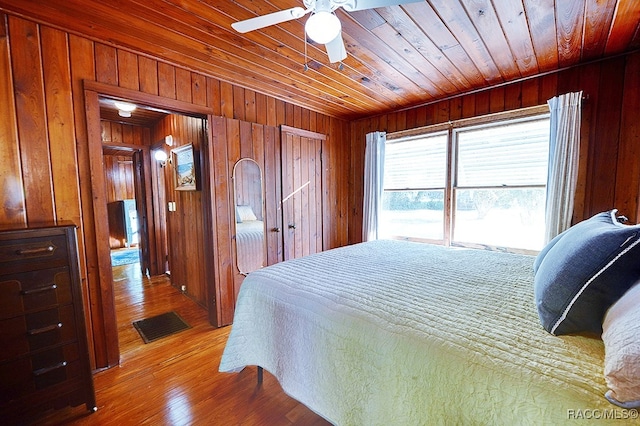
[280,125,327,261]
[83,80,215,368]
[101,145,151,276]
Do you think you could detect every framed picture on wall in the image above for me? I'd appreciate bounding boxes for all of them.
[172,143,199,191]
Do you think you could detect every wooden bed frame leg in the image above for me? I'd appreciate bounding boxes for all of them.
[257,366,263,385]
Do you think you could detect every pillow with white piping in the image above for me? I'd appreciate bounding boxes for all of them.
[533,209,640,335]
[602,281,640,409]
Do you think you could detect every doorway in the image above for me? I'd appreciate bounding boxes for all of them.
[103,148,144,273]
[85,82,215,368]
[99,99,164,278]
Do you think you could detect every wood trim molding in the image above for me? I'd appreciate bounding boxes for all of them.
[388,104,550,140]
[83,80,212,117]
[84,88,120,368]
[280,125,327,140]
[102,142,151,153]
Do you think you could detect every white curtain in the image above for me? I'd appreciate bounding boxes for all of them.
[362,131,386,241]
[544,91,582,243]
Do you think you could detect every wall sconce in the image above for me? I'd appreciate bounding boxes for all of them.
[154,149,168,166]
[114,101,137,118]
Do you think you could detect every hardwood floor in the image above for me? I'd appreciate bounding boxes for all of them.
[33,263,330,425]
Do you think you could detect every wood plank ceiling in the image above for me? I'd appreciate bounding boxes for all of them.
[99,97,170,127]
[1,0,639,119]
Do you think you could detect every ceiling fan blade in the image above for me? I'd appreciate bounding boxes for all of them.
[231,7,307,33]
[325,33,347,63]
[342,0,422,12]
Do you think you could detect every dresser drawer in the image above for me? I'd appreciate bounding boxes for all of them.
[0,305,78,362]
[0,268,72,320]
[0,343,81,403]
[0,234,68,268]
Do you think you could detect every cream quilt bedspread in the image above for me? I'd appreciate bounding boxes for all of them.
[235,220,265,273]
[219,240,633,425]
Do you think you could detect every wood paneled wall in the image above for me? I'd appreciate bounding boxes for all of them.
[102,120,148,147]
[349,52,640,244]
[153,114,209,308]
[0,12,350,370]
[103,155,135,203]
[208,117,280,324]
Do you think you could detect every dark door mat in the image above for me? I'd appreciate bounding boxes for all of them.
[133,311,191,344]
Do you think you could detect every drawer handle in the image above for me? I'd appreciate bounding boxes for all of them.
[16,245,55,255]
[21,284,57,295]
[27,322,63,335]
[33,361,67,376]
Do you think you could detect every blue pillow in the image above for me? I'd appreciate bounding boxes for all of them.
[534,210,640,335]
[533,231,563,273]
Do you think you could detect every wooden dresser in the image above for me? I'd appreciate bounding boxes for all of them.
[0,224,96,421]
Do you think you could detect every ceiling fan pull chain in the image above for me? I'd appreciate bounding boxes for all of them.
[304,36,309,71]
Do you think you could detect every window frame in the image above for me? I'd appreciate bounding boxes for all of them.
[384,105,550,254]
[382,130,449,245]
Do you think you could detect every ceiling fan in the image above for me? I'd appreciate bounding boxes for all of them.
[231,0,422,64]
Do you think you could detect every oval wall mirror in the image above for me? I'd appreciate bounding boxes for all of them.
[233,158,266,275]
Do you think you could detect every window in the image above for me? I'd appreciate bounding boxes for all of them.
[381,133,447,241]
[380,114,550,252]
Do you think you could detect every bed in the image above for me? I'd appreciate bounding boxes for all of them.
[235,219,265,274]
[219,239,638,425]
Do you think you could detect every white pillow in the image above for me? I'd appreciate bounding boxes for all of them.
[602,280,640,408]
[236,205,257,221]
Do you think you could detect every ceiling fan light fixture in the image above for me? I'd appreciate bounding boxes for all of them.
[305,11,341,44]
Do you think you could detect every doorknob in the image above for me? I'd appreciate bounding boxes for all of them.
[288,224,296,229]
[271,227,281,232]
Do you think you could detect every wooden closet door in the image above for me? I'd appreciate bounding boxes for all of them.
[280,126,326,261]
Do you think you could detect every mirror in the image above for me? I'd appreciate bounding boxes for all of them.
[233,158,266,275]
